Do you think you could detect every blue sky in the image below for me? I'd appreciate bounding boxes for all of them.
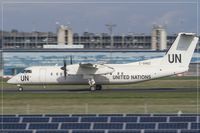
[0,0,199,35]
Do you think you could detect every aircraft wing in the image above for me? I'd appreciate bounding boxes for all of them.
[67,63,115,75]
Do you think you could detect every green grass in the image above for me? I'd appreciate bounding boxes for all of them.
[1,76,200,114]
[1,92,199,114]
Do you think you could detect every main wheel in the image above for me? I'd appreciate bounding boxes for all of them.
[90,86,96,91]
[96,85,102,91]
[18,87,23,92]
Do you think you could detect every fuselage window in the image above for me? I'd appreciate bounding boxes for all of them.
[51,72,53,76]
[56,72,58,76]
[60,73,62,76]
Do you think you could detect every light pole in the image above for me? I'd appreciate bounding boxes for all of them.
[105,24,116,62]
[105,24,116,48]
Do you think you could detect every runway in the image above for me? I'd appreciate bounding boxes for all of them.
[2,87,198,93]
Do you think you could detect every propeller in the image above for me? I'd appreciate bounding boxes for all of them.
[61,60,67,79]
[70,55,73,65]
[60,56,73,79]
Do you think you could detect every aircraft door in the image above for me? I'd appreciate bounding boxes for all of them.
[39,68,46,84]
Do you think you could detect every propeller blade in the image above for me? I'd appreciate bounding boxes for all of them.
[70,55,73,65]
[64,60,66,67]
[64,69,67,79]
[60,59,67,79]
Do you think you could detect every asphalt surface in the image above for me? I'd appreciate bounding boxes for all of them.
[2,87,198,93]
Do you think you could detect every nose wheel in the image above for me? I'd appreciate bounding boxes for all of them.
[18,87,23,92]
[17,84,23,92]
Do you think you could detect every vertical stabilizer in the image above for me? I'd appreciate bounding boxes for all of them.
[162,33,199,69]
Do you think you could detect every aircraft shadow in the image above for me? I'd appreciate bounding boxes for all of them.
[2,87,193,93]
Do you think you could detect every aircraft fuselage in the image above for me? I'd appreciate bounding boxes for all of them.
[8,61,187,85]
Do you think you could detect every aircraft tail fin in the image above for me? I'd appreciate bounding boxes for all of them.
[161,33,199,69]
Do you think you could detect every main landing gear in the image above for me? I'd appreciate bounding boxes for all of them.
[88,78,102,91]
[96,85,102,91]
[89,84,102,91]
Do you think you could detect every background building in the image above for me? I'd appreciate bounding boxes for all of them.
[2,30,57,49]
[57,25,73,45]
[1,25,199,50]
[151,25,167,51]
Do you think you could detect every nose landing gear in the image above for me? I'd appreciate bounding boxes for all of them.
[18,87,23,91]
[17,84,23,92]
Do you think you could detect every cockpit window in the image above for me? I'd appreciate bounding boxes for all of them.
[23,70,32,73]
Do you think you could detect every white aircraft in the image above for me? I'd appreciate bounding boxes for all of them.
[7,33,199,91]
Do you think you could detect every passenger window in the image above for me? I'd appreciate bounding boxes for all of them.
[56,73,58,76]
[60,73,62,76]
[51,73,53,76]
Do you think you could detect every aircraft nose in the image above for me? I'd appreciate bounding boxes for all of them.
[7,77,17,84]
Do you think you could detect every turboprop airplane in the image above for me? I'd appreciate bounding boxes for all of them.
[7,33,199,91]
